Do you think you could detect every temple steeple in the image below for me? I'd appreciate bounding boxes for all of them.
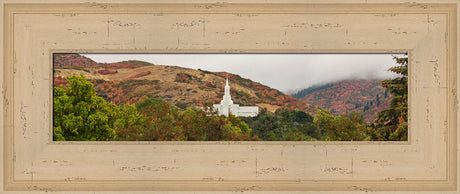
[221,76,233,106]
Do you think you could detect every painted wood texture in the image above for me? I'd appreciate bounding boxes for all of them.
[1,1,459,193]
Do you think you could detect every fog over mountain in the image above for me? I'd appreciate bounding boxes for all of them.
[82,53,405,93]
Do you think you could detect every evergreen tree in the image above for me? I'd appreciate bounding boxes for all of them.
[373,56,408,141]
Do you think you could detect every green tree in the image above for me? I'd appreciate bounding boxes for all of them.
[293,110,314,123]
[53,74,117,141]
[299,121,320,139]
[114,104,148,140]
[180,107,210,140]
[179,106,228,141]
[374,56,408,141]
[225,114,252,140]
[313,109,334,140]
[135,98,185,141]
[278,109,294,140]
[250,109,281,140]
[245,108,319,141]
[314,110,369,141]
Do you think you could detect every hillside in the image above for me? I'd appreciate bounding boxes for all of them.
[53,53,315,114]
[292,80,392,123]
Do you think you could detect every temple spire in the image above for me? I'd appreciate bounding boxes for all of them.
[221,74,233,106]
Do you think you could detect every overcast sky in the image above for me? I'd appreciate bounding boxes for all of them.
[82,53,405,93]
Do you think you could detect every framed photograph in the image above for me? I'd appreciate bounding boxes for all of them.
[52,53,407,142]
[1,0,459,192]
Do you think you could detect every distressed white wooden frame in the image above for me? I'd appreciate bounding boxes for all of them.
[1,0,459,192]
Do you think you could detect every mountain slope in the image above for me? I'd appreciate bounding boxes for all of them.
[292,80,392,123]
[53,53,315,114]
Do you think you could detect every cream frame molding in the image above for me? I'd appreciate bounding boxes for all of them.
[1,0,459,192]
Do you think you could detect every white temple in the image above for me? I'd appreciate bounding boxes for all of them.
[212,77,259,117]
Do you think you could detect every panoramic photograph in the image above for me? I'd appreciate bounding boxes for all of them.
[53,53,408,141]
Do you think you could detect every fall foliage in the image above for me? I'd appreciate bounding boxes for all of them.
[292,80,392,123]
[54,74,253,141]
[53,54,408,141]
[53,54,315,114]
